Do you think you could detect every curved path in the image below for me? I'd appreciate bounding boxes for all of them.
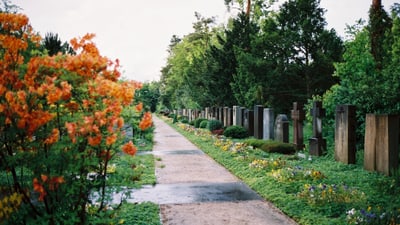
[150,116,298,225]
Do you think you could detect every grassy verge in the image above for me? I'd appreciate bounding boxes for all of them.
[105,147,160,224]
[164,117,400,225]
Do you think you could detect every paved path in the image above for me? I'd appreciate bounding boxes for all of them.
[151,116,298,225]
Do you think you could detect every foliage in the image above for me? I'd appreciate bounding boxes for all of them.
[199,120,208,128]
[223,125,249,138]
[194,118,207,128]
[242,138,269,148]
[116,202,160,225]
[42,32,75,56]
[260,141,296,154]
[134,81,160,113]
[206,119,223,131]
[0,12,152,224]
[322,5,400,147]
[160,0,343,113]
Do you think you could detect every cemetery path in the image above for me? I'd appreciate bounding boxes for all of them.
[151,116,298,225]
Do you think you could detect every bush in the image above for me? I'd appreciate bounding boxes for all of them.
[168,113,175,119]
[194,118,208,128]
[199,120,208,128]
[223,126,248,139]
[260,141,296,154]
[243,138,268,149]
[207,119,223,131]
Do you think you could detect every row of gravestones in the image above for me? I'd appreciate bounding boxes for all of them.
[174,101,399,176]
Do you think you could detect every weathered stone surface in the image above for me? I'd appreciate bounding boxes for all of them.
[335,105,356,164]
[274,114,289,143]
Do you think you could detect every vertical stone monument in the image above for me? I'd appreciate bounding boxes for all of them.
[263,108,274,140]
[274,114,289,143]
[244,109,254,136]
[309,101,326,156]
[291,102,305,150]
[364,114,399,175]
[254,105,264,139]
[233,106,242,126]
[335,105,356,164]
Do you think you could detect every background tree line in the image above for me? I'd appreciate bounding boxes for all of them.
[154,0,400,145]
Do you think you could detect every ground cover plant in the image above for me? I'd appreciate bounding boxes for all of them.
[165,117,400,225]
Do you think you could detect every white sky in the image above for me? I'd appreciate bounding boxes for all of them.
[11,0,397,83]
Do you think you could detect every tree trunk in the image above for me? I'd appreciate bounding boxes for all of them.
[372,0,381,8]
[246,0,251,16]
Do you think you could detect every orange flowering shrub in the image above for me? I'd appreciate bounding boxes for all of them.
[139,111,153,131]
[0,12,150,223]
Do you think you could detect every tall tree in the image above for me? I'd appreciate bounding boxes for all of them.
[276,0,343,99]
[369,0,392,70]
[42,32,75,56]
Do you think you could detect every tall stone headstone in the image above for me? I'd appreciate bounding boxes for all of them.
[188,109,193,122]
[218,107,224,123]
[254,105,264,139]
[335,105,356,164]
[274,114,289,143]
[291,102,305,150]
[233,106,242,126]
[364,114,399,175]
[227,108,233,127]
[223,107,229,127]
[263,108,274,140]
[240,107,246,127]
[205,107,210,120]
[309,101,326,156]
[244,110,254,136]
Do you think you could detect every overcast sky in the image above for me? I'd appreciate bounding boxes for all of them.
[12,0,397,83]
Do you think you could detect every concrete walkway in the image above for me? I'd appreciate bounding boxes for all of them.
[151,116,298,225]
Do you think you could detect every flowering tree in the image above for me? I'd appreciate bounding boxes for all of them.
[0,13,152,224]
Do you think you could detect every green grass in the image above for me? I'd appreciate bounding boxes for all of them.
[108,154,156,188]
[117,202,161,225]
[165,118,400,225]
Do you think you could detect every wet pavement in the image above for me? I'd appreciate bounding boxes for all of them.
[132,116,298,225]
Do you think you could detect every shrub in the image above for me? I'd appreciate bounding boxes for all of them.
[194,118,208,128]
[207,119,223,131]
[199,120,208,128]
[168,113,175,119]
[243,138,268,149]
[180,119,189,124]
[260,141,296,154]
[223,126,249,139]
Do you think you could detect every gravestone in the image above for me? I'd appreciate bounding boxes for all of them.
[291,102,305,150]
[205,107,210,120]
[254,105,264,139]
[240,107,246,127]
[244,110,254,136]
[223,107,229,127]
[188,109,193,122]
[227,108,233,127]
[364,114,399,175]
[263,108,274,140]
[274,114,289,143]
[335,105,356,164]
[233,106,242,126]
[309,101,326,156]
[218,107,224,123]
